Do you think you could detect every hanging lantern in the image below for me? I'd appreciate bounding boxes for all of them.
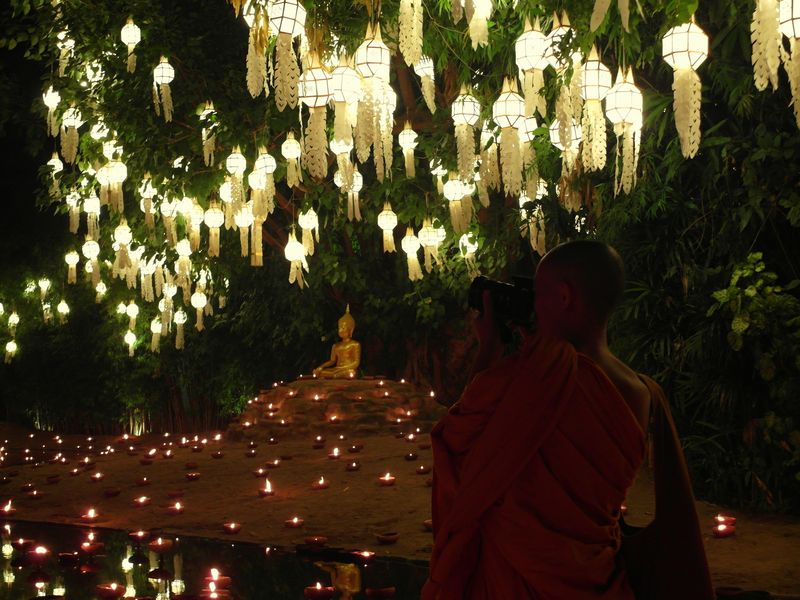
[492,78,526,197]
[188,201,204,252]
[252,148,277,217]
[63,189,79,233]
[330,55,363,145]
[174,309,187,349]
[580,46,612,172]
[430,158,447,195]
[200,102,217,167]
[150,318,162,353]
[781,0,800,128]
[190,287,207,331]
[160,197,179,246]
[124,330,136,357]
[545,12,573,69]
[46,152,63,199]
[60,107,82,164]
[234,203,254,257]
[331,139,355,193]
[281,133,302,188]
[219,178,235,230]
[139,257,157,302]
[401,227,423,282]
[519,116,539,193]
[284,229,309,289]
[152,57,175,122]
[120,18,141,73]
[126,301,139,331]
[204,202,225,257]
[413,56,436,113]
[65,251,79,284]
[548,118,582,174]
[398,122,418,178]
[8,312,19,336]
[418,218,441,273]
[246,3,270,98]
[84,193,101,240]
[399,0,423,65]
[348,169,363,221]
[467,0,492,49]
[516,18,549,117]
[56,31,74,77]
[93,281,106,303]
[81,237,101,288]
[605,68,643,195]
[113,219,133,278]
[4,340,17,364]
[451,87,481,182]
[298,208,319,256]
[43,85,60,137]
[377,202,398,252]
[355,23,391,81]
[269,0,306,111]
[478,125,500,194]
[458,232,479,277]
[225,146,247,209]
[299,54,332,180]
[443,174,470,234]
[663,20,709,158]
[106,159,128,213]
[175,238,193,303]
[752,0,781,92]
[56,300,70,324]
[139,174,157,230]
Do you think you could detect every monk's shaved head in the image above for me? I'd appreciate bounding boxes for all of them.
[536,241,625,328]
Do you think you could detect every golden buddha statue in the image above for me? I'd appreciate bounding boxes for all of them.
[313,305,361,379]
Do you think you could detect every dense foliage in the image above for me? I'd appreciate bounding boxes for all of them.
[0,0,799,510]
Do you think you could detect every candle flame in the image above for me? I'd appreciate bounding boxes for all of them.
[316,582,322,589]
[332,447,340,456]
[87,508,96,518]
[209,581,217,591]
[318,477,325,484]
[383,472,391,479]
[174,502,182,509]
[138,496,147,503]
[210,567,220,580]
[2,501,11,512]
[292,517,299,524]
[34,545,47,555]
[717,524,727,531]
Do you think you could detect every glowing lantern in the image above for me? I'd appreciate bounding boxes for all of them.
[781,0,800,127]
[492,78,526,197]
[605,68,643,195]
[60,106,82,164]
[269,0,306,111]
[113,219,133,278]
[160,197,179,246]
[451,87,481,182]
[95,282,107,303]
[152,57,175,122]
[251,148,277,217]
[298,208,319,256]
[125,301,139,331]
[331,139,355,193]
[120,18,141,72]
[443,175,471,234]
[401,227,423,282]
[8,312,19,336]
[65,251,79,284]
[43,85,60,137]
[516,18,549,117]
[752,0,781,92]
[281,133,302,188]
[418,218,442,273]
[204,203,225,257]
[545,12,572,69]
[174,309,187,349]
[82,237,101,286]
[4,340,17,364]
[234,203,254,257]
[47,152,63,202]
[663,20,709,158]
[331,55,362,146]
[355,23,391,81]
[348,169,363,221]
[284,230,308,289]
[139,173,157,230]
[377,202,398,253]
[580,46,612,171]
[65,190,80,233]
[413,56,436,113]
[458,232,479,277]
[299,54,332,179]
[548,118,582,174]
[399,0,423,65]
[56,300,70,324]
[84,193,101,239]
[226,146,247,208]
[191,288,208,334]
[398,122,418,178]
[124,330,136,357]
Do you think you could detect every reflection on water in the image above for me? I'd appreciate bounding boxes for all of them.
[0,520,427,599]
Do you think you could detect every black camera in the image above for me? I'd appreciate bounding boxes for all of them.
[467,275,535,325]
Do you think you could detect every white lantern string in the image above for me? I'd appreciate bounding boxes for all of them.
[752,0,782,92]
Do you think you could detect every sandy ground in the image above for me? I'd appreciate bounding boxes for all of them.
[0,381,799,596]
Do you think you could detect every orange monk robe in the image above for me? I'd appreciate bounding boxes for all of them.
[423,334,647,600]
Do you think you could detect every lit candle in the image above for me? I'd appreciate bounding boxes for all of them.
[348,445,361,454]
[311,476,329,490]
[245,448,257,458]
[204,567,232,588]
[715,514,737,527]
[266,459,281,469]
[405,452,418,461]
[285,516,304,528]
[95,582,126,598]
[90,472,104,482]
[353,549,375,562]
[1,500,14,515]
[304,581,335,599]
[211,450,224,459]
[268,436,279,445]
[27,489,42,500]
[185,471,201,481]
[416,465,431,475]
[168,501,184,515]
[328,447,341,460]
[192,445,203,453]
[378,473,396,486]
[312,436,325,450]
[147,537,173,553]
[136,476,150,486]
[346,460,361,472]
[70,468,80,476]
[81,508,99,522]
[128,530,149,543]
[713,523,736,538]
[258,479,274,497]
[328,415,340,424]
[223,522,241,534]
[133,496,150,507]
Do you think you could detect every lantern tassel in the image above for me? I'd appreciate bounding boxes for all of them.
[239,226,249,257]
[383,230,396,253]
[333,101,351,143]
[305,107,328,180]
[160,83,173,122]
[581,99,607,171]
[302,226,315,256]
[152,83,161,117]
[69,207,80,233]
[60,126,78,165]
[289,258,308,289]
[127,46,137,73]
[195,308,204,332]
[406,252,423,282]
[68,264,77,284]
[523,70,547,118]
[590,0,611,31]
[399,0,423,66]
[251,218,264,266]
[286,157,301,188]
[421,75,436,113]
[404,148,415,178]
[499,127,523,197]
[347,191,362,221]
[247,25,267,98]
[449,199,465,234]
[355,84,374,164]
[151,331,160,353]
[176,323,185,349]
[209,228,220,257]
[784,38,800,128]
[203,131,216,167]
[751,0,781,92]
[673,68,703,159]
[455,123,475,182]
[274,33,299,111]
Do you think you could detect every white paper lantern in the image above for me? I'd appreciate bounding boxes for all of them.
[355,23,391,81]
[401,227,423,281]
[190,290,208,331]
[492,78,526,196]
[413,56,436,113]
[268,0,306,37]
[284,230,308,289]
[605,69,643,194]
[398,122,418,178]
[152,57,175,121]
[43,85,60,137]
[377,202,398,253]
[120,18,141,72]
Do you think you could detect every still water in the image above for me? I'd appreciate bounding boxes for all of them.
[0,520,428,599]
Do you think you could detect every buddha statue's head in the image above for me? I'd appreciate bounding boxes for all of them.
[337,305,355,340]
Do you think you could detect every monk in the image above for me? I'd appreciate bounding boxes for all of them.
[423,241,713,600]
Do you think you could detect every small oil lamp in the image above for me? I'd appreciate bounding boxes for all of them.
[1,500,14,516]
[713,523,736,538]
[416,465,431,475]
[147,537,173,553]
[346,460,361,472]
[304,581,335,599]
[81,507,99,522]
[328,447,341,460]
[715,514,737,527]
[95,582,126,598]
[378,472,396,486]
[311,476,329,490]
[312,436,325,450]
[186,471,201,481]
[168,501,184,515]
[258,479,274,497]
[285,516,304,528]
[223,522,242,534]
[133,495,150,507]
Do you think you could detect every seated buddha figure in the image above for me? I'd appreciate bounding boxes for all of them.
[313,305,361,379]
